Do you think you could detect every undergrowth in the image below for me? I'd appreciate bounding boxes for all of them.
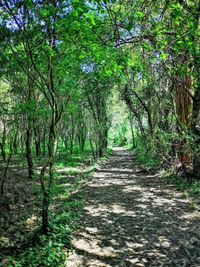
[134,141,200,210]
[135,146,160,171]
[1,177,85,267]
[165,171,200,210]
[0,144,106,267]
[0,154,94,267]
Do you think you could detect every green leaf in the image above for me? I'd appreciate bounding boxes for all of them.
[160,52,167,60]
[135,11,145,18]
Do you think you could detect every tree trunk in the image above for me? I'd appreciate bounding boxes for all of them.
[34,126,41,159]
[89,138,96,159]
[63,138,68,153]
[42,129,46,155]
[191,84,200,178]
[20,134,25,156]
[1,130,18,196]
[26,82,34,178]
[123,85,147,146]
[40,116,56,235]
[70,138,74,155]
[26,127,34,179]
[129,116,136,148]
[0,121,6,161]
[174,75,192,174]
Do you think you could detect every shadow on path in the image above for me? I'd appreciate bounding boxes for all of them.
[66,148,200,267]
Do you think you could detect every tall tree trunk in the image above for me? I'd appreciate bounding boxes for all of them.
[0,120,6,161]
[40,117,56,235]
[40,9,61,233]
[1,130,18,196]
[191,83,200,178]
[174,75,192,172]
[20,133,25,156]
[129,115,136,148]
[26,73,34,179]
[34,126,41,159]
[70,138,74,155]
[63,138,68,153]
[42,129,46,155]
[89,138,96,159]
[102,123,108,152]
[26,127,34,179]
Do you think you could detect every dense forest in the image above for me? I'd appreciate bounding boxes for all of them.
[0,0,200,266]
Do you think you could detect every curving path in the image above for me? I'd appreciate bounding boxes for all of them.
[66,147,200,267]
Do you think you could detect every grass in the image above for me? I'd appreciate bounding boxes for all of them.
[56,155,83,168]
[165,172,200,210]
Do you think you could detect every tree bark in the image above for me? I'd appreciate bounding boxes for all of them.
[40,117,56,235]
[1,130,18,196]
[129,115,136,148]
[0,120,6,161]
[26,127,34,179]
[34,126,41,159]
[191,84,200,178]
[26,73,34,179]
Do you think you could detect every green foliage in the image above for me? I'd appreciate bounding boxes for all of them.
[188,202,198,211]
[133,131,170,170]
[191,182,200,195]
[181,191,189,199]
[165,173,200,210]
[0,0,200,265]
[135,145,160,170]
[6,236,66,267]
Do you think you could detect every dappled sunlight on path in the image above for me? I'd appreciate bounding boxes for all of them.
[66,148,200,267]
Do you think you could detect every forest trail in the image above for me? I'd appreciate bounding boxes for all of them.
[66,148,200,267]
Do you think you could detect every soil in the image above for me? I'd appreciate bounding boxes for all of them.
[66,147,200,267]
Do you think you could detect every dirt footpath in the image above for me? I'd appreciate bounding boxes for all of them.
[66,148,200,267]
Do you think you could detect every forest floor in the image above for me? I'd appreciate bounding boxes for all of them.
[0,154,93,263]
[66,147,200,267]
